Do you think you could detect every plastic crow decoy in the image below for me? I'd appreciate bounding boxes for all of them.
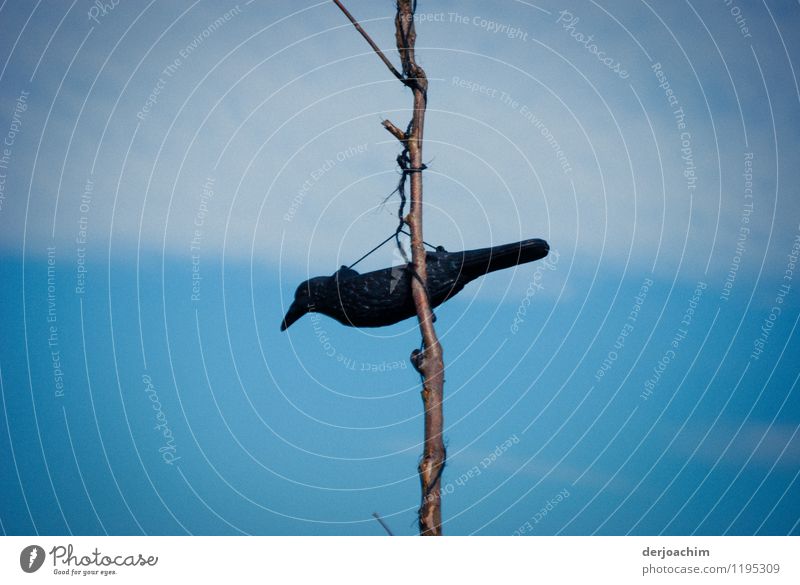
[280,237,550,330]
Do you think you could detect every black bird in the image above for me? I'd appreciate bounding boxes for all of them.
[280,237,550,330]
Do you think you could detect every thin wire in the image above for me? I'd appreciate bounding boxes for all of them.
[347,233,396,269]
[348,229,438,270]
[400,228,438,250]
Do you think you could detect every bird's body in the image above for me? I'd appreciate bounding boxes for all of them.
[280,238,549,330]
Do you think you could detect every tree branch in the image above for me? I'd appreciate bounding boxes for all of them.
[382,119,407,142]
[394,0,445,537]
[372,512,395,536]
[332,0,407,85]
[335,0,445,537]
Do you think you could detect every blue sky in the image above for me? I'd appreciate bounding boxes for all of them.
[1,0,799,535]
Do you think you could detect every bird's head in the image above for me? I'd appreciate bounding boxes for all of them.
[280,276,327,331]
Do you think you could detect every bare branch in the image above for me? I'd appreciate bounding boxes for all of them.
[332,0,407,84]
[394,0,445,536]
[337,0,445,536]
[372,512,395,536]
[382,119,406,142]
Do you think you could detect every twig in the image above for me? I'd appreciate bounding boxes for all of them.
[382,119,407,142]
[332,0,407,85]
[393,0,445,537]
[372,512,395,536]
[335,0,445,536]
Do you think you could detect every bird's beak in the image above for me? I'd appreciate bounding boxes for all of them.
[280,302,308,331]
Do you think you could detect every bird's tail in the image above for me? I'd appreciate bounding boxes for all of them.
[460,238,550,277]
